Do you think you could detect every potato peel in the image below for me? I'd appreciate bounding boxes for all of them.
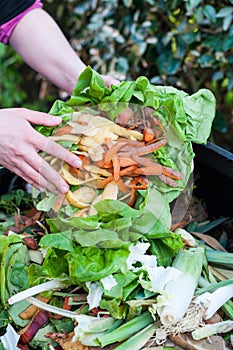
[65,190,91,209]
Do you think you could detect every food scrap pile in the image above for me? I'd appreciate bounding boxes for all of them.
[1,67,233,350]
[49,105,183,213]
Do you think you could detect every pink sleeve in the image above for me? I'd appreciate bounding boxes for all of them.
[0,0,43,45]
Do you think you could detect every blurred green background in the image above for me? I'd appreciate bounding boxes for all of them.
[0,0,232,152]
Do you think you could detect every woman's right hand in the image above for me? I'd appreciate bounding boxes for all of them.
[0,108,81,194]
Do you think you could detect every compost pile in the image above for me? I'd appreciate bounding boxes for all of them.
[0,67,233,350]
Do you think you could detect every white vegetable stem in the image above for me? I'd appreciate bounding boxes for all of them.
[8,279,66,305]
[26,296,78,319]
[192,320,233,340]
[195,283,233,320]
[0,324,20,350]
[157,247,204,326]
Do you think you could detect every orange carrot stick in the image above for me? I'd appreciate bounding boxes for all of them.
[117,138,167,157]
[131,154,155,167]
[162,166,184,180]
[118,157,137,167]
[53,125,72,136]
[104,141,128,163]
[143,127,155,143]
[97,165,138,188]
[102,160,113,169]
[128,188,137,207]
[157,174,178,187]
[112,157,121,182]
[97,175,114,189]
[134,165,163,175]
[119,164,138,176]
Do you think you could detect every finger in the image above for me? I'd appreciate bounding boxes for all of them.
[101,75,120,87]
[9,161,59,194]
[20,108,63,126]
[23,150,69,193]
[33,132,82,168]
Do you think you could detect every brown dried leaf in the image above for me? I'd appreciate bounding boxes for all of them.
[191,232,227,252]
[169,333,227,350]
[208,265,233,281]
[46,331,88,350]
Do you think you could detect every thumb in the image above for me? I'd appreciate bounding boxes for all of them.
[22,108,62,126]
[101,75,120,88]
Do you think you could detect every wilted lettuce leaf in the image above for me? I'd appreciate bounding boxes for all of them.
[94,199,141,220]
[29,67,216,318]
[66,67,215,201]
[36,66,216,203]
[72,229,128,248]
[68,66,216,146]
[66,245,130,283]
[41,248,69,279]
[0,236,29,307]
[39,231,74,251]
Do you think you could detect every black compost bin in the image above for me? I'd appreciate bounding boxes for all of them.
[193,142,233,217]
[0,167,26,196]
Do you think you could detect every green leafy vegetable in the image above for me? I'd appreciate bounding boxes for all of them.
[0,67,219,349]
[66,245,130,283]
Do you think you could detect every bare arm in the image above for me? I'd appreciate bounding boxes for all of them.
[9,8,86,95]
[9,8,119,94]
[1,7,119,194]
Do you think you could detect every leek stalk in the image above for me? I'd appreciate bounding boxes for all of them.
[73,315,116,346]
[8,279,66,305]
[192,320,233,340]
[195,283,233,320]
[196,277,233,319]
[114,324,156,350]
[98,311,153,347]
[206,249,233,269]
[157,247,205,326]
[26,296,78,319]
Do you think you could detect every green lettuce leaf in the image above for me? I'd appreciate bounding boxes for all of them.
[37,66,215,203]
[0,236,29,307]
[64,67,215,201]
[39,231,74,252]
[41,248,69,279]
[72,229,129,248]
[66,245,130,283]
[94,199,141,220]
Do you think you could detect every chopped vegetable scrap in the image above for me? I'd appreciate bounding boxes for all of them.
[2,67,232,350]
[49,107,184,212]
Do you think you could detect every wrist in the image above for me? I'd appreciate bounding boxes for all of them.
[64,62,87,95]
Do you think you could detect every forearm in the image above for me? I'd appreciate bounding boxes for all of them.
[9,8,86,95]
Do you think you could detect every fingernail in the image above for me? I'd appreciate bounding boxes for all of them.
[61,185,69,193]
[74,159,82,168]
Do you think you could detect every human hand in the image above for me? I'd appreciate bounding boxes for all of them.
[101,74,120,88]
[0,108,81,193]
